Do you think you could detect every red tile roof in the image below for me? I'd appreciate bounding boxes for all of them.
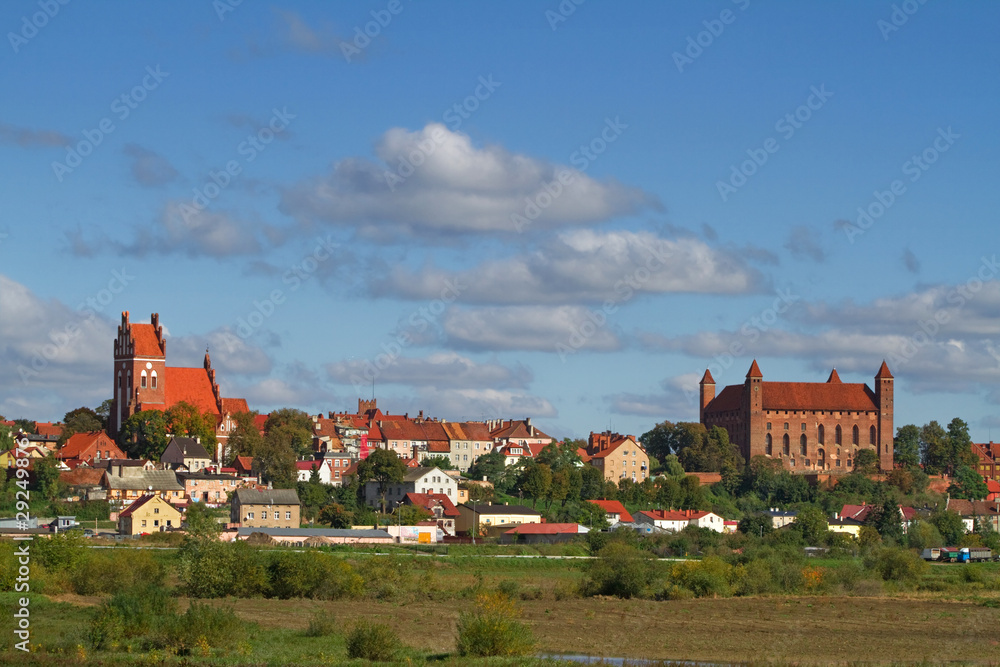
[706,385,743,412]
[130,323,166,357]
[988,479,1000,494]
[296,460,322,471]
[58,431,123,460]
[746,359,762,378]
[221,398,249,414]
[762,382,877,411]
[701,369,715,384]
[587,499,633,523]
[164,367,220,416]
[403,492,460,517]
[59,468,106,487]
[234,456,254,474]
[639,509,711,521]
[33,422,63,438]
[253,415,268,433]
[875,361,893,379]
[826,369,842,383]
[119,494,156,518]
[504,523,582,535]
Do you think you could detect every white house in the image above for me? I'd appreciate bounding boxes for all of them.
[634,509,724,533]
[364,466,458,509]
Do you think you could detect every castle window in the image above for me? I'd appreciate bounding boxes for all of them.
[766,422,771,430]
[151,371,157,388]
[800,434,807,456]
[852,425,859,445]
[141,370,147,388]
[801,423,806,431]
[835,425,842,445]
[870,426,877,445]
[118,371,122,388]
[783,423,789,430]
[818,425,825,444]
[782,434,790,456]
[765,434,772,455]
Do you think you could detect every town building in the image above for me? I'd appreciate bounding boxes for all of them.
[972,441,1000,481]
[579,432,649,483]
[586,499,634,526]
[161,436,212,471]
[700,360,894,473]
[402,492,460,534]
[442,421,493,472]
[109,311,249,460]
[634,509,725,533]
[364,466,458,509]
[455,503,542,536]
[118,494,184,535]
[177,471,241,505]
[231,488,301,528]
[57,431,126,466]
[501,523,588,544]
[103,468,185,508]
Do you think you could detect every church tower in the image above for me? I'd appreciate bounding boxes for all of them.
[874,360,894,471]
[111,312,167,436]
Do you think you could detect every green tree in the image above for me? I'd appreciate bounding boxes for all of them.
[319,502,354,528]
[794,506,829,545]
[226,411,263,464]
[866,494,903,543]
[929,509,965,546]
[256,428,299,488]
[165,401,218,449]
[12,419,36,434]
[948,465,989,500]
[263,409,314,458]
[536,441,582,471]
[95,399,114,429]
[118,410,169,460]
[580,465,605,500]
[678,425,743,473]
[894,424,921,468]
[519,462,552,507]
[920,420,949,474]
[945,418,977,476]
[546,468,570,509]
[468,450,505,483]
[356,448,406,513]
[854,449,878,474]
[33,456,65,501]
[662,454,685,479]
[184,502,221,538]
[58,407,104,446]
[396,504,432,525]
[737,513,774,538]
[422,454,454,470]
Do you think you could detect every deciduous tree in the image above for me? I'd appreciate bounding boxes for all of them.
[356,448,406,513]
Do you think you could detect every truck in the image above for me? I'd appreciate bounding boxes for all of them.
[921,546,994,562]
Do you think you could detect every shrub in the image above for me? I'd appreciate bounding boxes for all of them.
[346,621,402,661]
[268,551,363,600]
[356,556,411,600]
[496,579,519,599]
[151,603,248,653]
[586,542,658,598]
[88,584,175,649]
[179,538,268,598]
[305,611,338,637]
[456,592,536,657]
[669,557,732,598]
[553,580,580,600]
[71,550,164,596]
[863,546,927,586]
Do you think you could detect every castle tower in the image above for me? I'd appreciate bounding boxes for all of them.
[874,360,894,471]
[111,312,166,436]
[742,360,764,461]
[699,369,715,423]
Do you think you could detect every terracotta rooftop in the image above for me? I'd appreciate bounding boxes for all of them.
[403,492,460,517]
[504,523,583,535]
[164,367,220,416]
[129,322,166,358]
[587,499,633,523]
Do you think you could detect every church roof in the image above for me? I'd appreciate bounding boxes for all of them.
[130,323,165,357]
[164,367,220,416]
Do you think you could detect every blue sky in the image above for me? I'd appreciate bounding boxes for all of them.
[2,1,999,443]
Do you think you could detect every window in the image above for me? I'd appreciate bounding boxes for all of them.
[151,371,157,388]
[818,424,825,444]
[261,511,267,520]
[766,422,771,430]
[800,434,807,456]
[852,425,859,445]
[141,371,147,388]
[835,425,842,445]
[870,426,877,445]
[154,507,159,514]
[801,423,806,431]
[141,520,146,527]
[765,434,772,455]
[154,520,159,527]
[782,434,790,456]
[285,511,291,520]
[783,423,789,430]
[247,512,254,520]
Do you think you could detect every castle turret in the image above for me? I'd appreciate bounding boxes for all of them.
[874,361,894,471]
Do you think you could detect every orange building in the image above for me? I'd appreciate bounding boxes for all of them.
[579,431,649,483]
[700,360,894,473]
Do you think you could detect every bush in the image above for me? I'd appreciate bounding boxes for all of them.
[669,556,732,598]
[356,556,412,600]
[863,546,927,586]
[151,603,248,653]
[178,538,268,598]
[71,549,164,595]
[586,542,658,598]
[456,592,536,657]
[346,621,402,661]
[305,611,338,637]
[268,551,363,600]
[88,584,175,649]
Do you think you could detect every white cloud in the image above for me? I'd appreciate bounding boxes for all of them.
[279,123,660,236]
[326,352,531,389]
[372,230,761,305]
[407,388,557,421]
[443,305,622,352]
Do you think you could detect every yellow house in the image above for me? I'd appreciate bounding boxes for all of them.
[827,516,864,537]
[580,432,650,483]
[118,494,183,535]
[1,446,47,468]
[456,503,541,536]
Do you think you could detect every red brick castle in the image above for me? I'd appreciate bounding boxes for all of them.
[700,360,894,473]
[110,312,249,460]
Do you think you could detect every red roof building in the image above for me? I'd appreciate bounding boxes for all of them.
[110,311,249,459]
[57,431,126,465]
[700,360,894,474]
[586,499,634,524]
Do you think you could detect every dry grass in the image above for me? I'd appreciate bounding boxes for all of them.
[191,594,1000,663]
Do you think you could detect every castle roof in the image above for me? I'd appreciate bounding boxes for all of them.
[746,359,762,378]
[875,360,894,379]
[827,369,842,383]
[700,369,715,384]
